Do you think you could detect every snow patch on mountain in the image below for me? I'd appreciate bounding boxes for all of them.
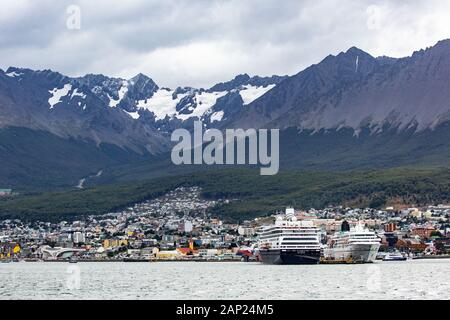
[137,89,188,120]
[210,110,225,122]
[177,91,227,121]
[136,89,227,121]
[239,84,276,105]
[124,110,140,119]
[109,81,128,108]
[6,71,23,78]
[71,88,86,99]
[48,84,72,109]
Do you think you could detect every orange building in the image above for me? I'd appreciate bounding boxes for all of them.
[396,239,427,252]
[411,226,436,239]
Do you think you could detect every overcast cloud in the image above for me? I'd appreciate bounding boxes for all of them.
[1,0,450,88]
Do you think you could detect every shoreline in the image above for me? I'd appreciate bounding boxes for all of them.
[412,255,450,260]
[17,259,247,263]
[6,256,448,264]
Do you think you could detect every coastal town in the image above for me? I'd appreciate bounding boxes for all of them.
[1,187,449,262]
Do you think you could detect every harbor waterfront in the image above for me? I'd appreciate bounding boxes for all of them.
[0,259,449,300]
[1,187,449,264]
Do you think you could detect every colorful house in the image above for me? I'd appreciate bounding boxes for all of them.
[0,243,21,259]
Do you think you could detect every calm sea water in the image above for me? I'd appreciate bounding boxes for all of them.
[0,259,449,300]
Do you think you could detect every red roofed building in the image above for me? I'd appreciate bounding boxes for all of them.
[411,226,436,239]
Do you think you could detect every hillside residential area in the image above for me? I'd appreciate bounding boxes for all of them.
[1,187,449,262]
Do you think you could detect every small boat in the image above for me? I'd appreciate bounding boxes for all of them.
[383,252,407,261]
[69,256,78,263]
[376,252,387,260]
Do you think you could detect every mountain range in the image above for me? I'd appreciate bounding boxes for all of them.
[1,39,450,191]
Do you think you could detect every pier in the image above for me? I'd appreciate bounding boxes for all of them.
[320,257,364,264]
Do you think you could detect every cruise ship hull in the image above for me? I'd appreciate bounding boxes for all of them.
[259,249,321,265]
[324,243,380,263]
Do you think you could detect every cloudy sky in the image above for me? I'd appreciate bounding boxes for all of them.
[1,0,450,88]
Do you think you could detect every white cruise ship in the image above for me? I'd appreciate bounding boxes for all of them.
[257,208,321,265]
[324,223,381,263]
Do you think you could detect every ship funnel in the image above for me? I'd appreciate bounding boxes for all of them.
[286,207,295,217]
[341,220,350,232]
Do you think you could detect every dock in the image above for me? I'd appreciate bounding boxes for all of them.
[320,258,365,264]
